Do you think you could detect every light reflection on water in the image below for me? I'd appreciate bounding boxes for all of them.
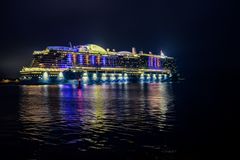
[19,83,175,150]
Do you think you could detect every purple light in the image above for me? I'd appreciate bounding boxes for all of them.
[154,58,157,68]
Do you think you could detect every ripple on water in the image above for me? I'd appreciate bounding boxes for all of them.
[17,83,176,151]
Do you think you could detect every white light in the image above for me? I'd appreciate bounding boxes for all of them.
[83,72,88,77]
[58,72,64,80]
[43,72,49,80]
[101,73,107,81]
[110,74,115,81]
[93,73,97,80]
[83,72,88,82]
[153,74,157,79]
[124,73,128,79]
[160,50,166,58]
[118,73,123,80]
[83,76,88,82]
[147,74,150,79]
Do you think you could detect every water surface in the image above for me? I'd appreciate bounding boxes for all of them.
[0,83,177,159]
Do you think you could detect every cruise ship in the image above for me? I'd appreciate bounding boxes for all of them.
[20,44,177,84]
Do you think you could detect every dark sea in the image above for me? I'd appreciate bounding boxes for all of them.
[0,79,237,159]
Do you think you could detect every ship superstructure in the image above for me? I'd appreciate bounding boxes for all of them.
[20,44,177,84]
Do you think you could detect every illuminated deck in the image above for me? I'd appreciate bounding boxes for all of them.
[20,44,176,83]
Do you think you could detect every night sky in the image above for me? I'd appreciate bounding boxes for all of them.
[0,0,237,79]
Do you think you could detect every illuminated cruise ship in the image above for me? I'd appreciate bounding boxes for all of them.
[20,44,177,84]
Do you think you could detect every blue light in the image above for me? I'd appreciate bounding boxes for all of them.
[102,56,106,66]
[79,54,83,65]
[67,54,72,65]
[91,55,95,65]
[148,57,151,67]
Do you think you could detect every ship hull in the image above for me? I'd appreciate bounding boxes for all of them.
[19,71,173,85]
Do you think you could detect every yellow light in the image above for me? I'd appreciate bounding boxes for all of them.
[97,55,101,64]
[86,55,89,65]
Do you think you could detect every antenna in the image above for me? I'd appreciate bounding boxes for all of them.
[69,42,72,48]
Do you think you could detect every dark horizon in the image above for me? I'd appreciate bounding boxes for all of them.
[0,0,237,79]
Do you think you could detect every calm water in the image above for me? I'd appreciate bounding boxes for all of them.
[0,83,178,159]
[1,81,231,159]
